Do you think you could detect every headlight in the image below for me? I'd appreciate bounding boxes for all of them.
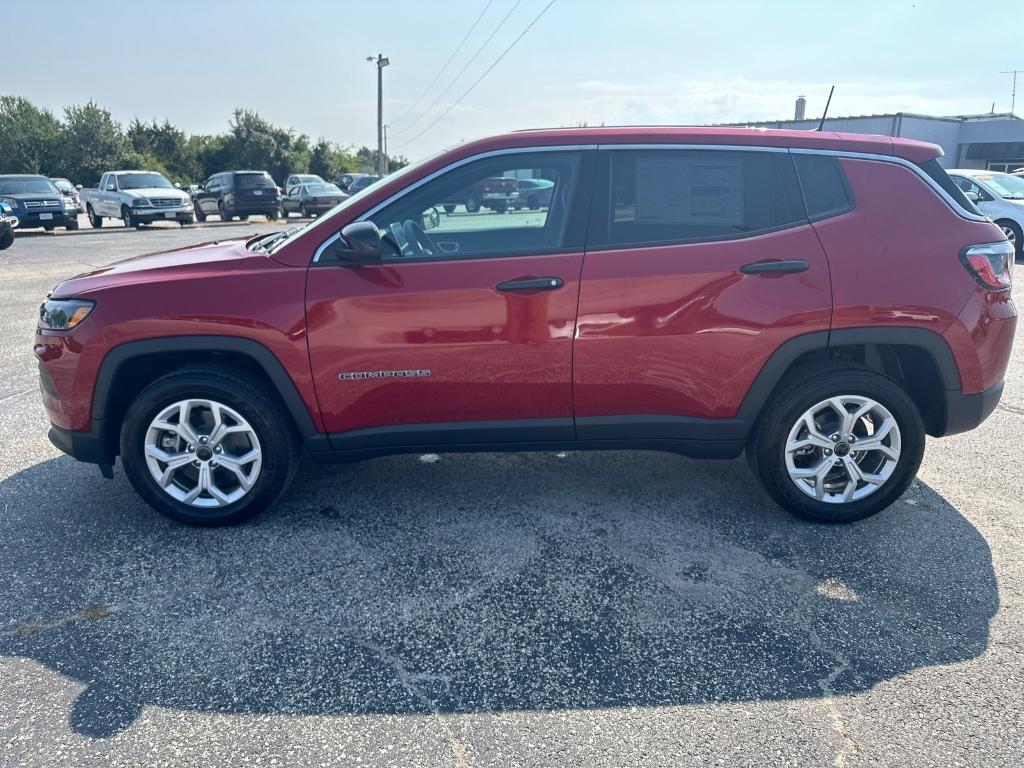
[132,197,151,207]
[181,197,192,207]
[38,298,95,331]
[1,197,17,210]
[63,196,78,209]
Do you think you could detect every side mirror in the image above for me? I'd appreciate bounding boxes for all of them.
[336,221,382,264]
[965,191,980,203]
[75,184,83,190]
[422,207,441,230]
[174,182,182,189]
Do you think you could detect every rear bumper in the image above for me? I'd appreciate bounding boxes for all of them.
[48,422,114,466]
[941,380,1004,437]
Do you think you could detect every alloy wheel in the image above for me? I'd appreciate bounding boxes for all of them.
[1000,224,1017,247]
[784,395,901,504]
[144,398,262,509]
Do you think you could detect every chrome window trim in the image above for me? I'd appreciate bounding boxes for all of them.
[312,142,988,262]
[789,148,989,223]
[314,144,597,262]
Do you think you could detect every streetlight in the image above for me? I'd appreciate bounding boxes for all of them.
[367,54,390,176]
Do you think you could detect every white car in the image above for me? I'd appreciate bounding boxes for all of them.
[947,169,1024,256]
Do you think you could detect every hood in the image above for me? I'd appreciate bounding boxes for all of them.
[2,192,63,202]
[122,187,190,202]
[52,237,266,296]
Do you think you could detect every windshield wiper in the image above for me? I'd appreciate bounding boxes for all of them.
[253,225,304,254]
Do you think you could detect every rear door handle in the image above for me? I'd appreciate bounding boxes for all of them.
[740,260,810,275]
[496,277,564,292]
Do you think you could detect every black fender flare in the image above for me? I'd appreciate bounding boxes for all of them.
[735,326,961,432]
[91,335,326,449]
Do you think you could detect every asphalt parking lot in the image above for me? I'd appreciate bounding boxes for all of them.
[1,226,1022,767]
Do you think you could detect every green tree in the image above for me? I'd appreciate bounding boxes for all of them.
[0,96,62,175]
[222,109,311,184]
[309,138,358,182]
[128,118,202,183]
[58,102,129,186]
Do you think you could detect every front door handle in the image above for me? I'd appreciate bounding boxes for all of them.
[740,259,810,275]
[496,277,564,292]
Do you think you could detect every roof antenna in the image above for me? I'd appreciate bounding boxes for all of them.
[816,85,835,131]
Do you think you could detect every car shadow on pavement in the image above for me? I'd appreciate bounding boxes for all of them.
[0,450,997,738]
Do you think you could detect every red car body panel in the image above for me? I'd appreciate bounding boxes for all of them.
[38,239,321,433]
[574,225,832,419]
[305,252,583,434]
[811,158,1011,392]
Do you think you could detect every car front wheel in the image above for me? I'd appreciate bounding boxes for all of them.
[748,366,925,523]
[120,367,299,525]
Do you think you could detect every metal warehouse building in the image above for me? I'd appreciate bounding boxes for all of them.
[725,103,1024,171]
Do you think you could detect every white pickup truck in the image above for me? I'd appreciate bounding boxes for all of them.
[81,170,194,229]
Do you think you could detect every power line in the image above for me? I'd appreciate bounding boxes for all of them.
[395,0,558,150]
[390,0,496,128]
[391,0,525,137]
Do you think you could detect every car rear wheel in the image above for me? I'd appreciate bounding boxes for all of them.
[120,367,299,526]
[465,194,481,214]
[443,204,456,214]
[87,205,103,229]
[218,202,232,222]
[747,366,925,523]
[996,219,1022,258]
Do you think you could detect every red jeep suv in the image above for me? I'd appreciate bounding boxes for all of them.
[35,127,1017,526]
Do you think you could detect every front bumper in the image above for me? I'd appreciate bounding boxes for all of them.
[14,209,75,229]
[941,380,1004,436]
[131,204,194,223]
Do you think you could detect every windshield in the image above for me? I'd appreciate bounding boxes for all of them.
[306,183,342,194]
[977,173,1024,200]
[0,177,59,195]
[262,148,444,255]
[52,179,73,192]
[118,173,173,190]
[237,172,276,189]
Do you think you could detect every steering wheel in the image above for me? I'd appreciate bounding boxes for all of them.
[402,219,437,257]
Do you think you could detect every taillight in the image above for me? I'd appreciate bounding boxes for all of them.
[959,241,1014,290]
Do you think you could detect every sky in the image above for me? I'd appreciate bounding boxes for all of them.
[7,0,1023,162]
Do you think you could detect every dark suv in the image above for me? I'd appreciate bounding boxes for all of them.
[0,174,79,231]
[36,127,1016,526]
[193,171,281,222]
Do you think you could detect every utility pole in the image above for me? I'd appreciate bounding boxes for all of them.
[367,54,390,176]
[383,125,389,172]
[1001,69,1023,114]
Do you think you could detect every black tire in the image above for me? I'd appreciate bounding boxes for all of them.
[465,195,481,214]
[44,226,54,232]
[239,214,250,221]
[527,194,539,210]
[218,202,232,222]
[995,219,1022,259]
[180,216,194,227]
[300,204,310,219]
[194,203,206,223]
[121,206,143,229]
[120,367,300,526]
[747,365,925,524]
[87,205,103,229]
[65,218,79,231]
[0,229,13,250]
[267,208,280,222]
[491,201,508,214]
[443,204,456,214]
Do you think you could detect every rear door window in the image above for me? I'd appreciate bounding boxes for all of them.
[792,153,854,219]
[595,149,806,248]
